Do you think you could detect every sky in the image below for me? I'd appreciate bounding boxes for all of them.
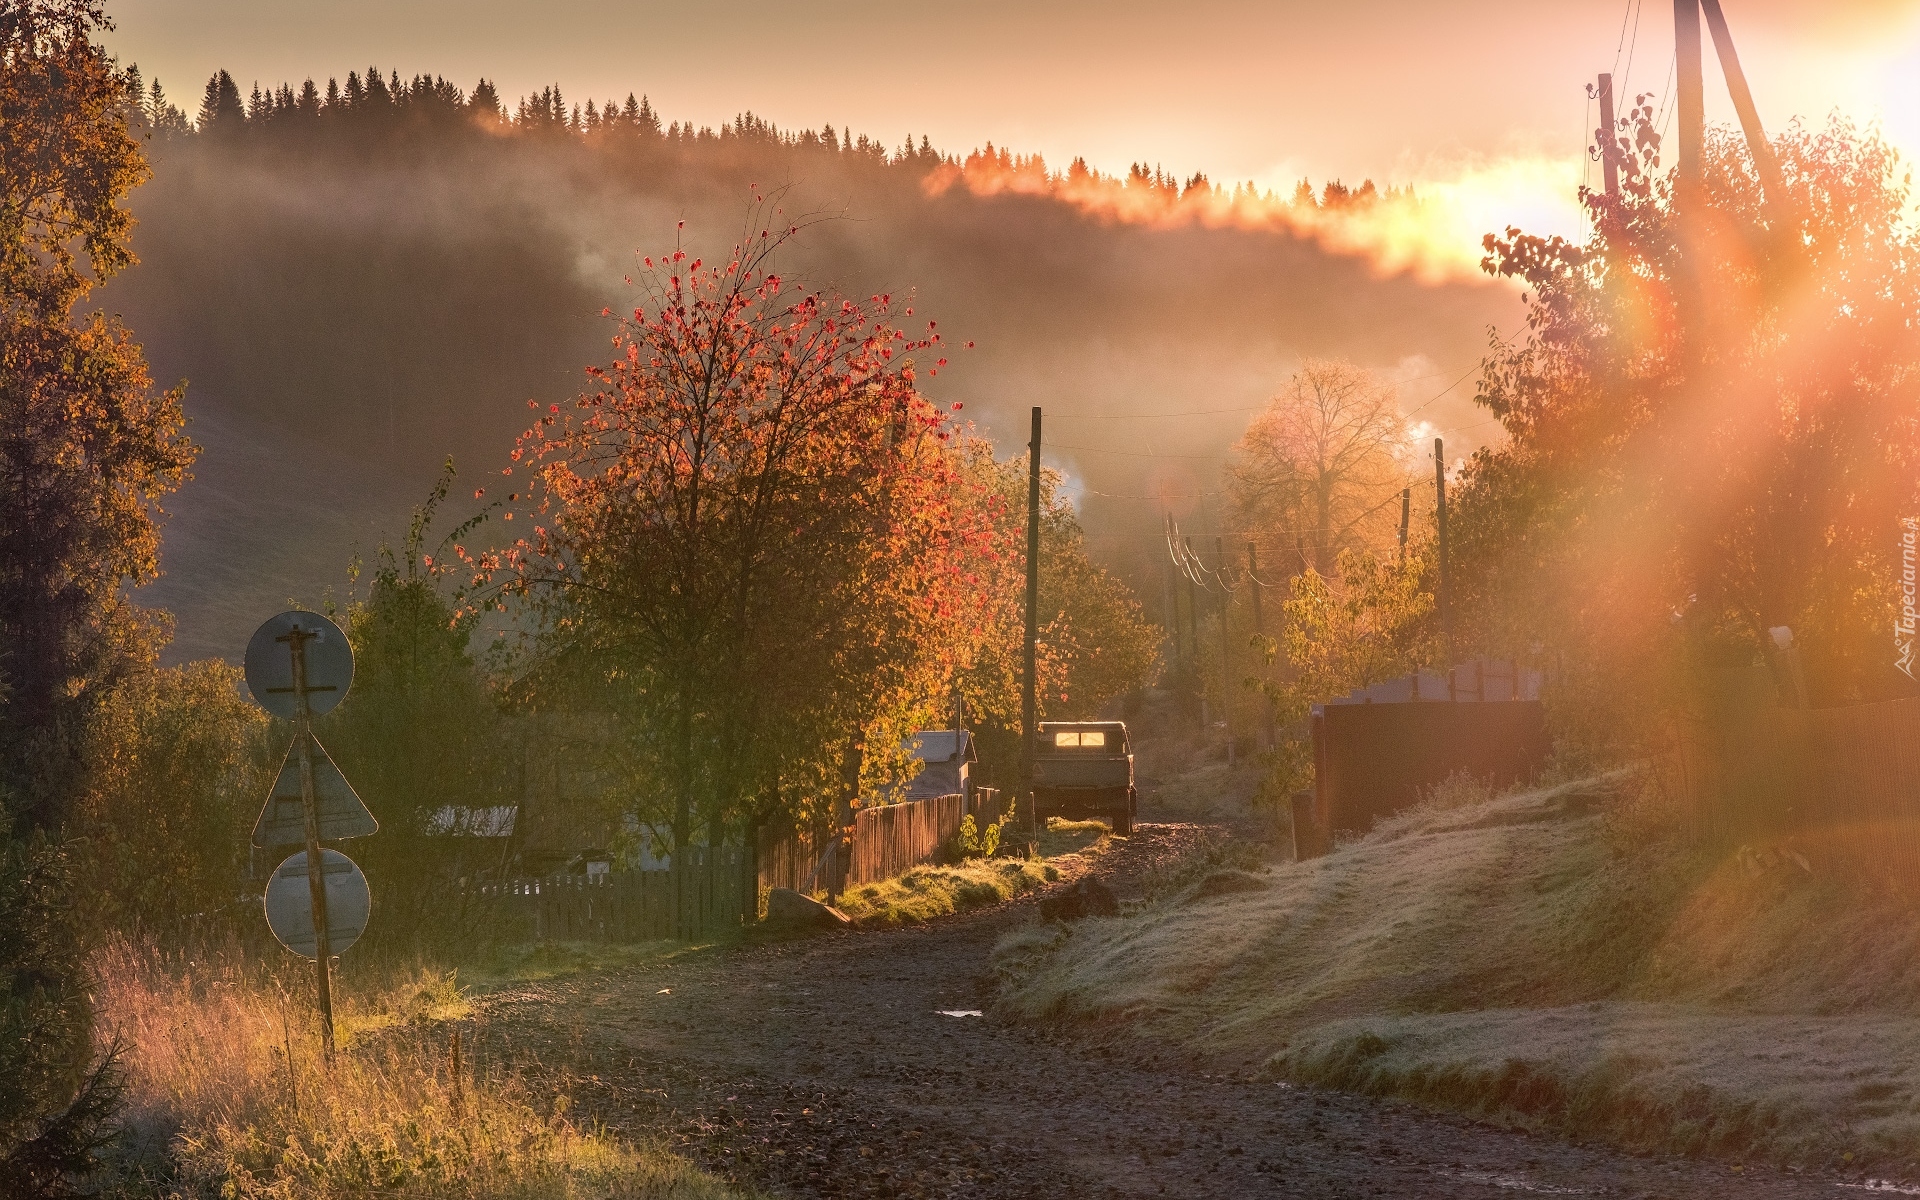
[108,0,1920,248]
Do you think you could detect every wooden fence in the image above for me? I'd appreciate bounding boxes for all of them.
[479,846,751,943]
[848,792,966,887]
[1657,695,1920,852]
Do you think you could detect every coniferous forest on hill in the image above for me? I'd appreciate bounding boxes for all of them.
[105,66,1516,660]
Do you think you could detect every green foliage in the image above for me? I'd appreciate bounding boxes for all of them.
[71,661,269,936]
[950,439,1162,786]
[947,810,1007,861]
[319,472,517,952]
[0,814,123,1197]
[1253,547,1436,806]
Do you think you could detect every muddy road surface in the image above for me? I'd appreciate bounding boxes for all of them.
[486,824,1856,1198]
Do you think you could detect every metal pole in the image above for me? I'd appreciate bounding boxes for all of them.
[280,624,336,1061]
[1434,439,1451,660]
[1022,407,1041,845]
[1597,73,1619,197]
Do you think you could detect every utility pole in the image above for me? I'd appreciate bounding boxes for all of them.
[1596,72,1619,197]
[1675,0,1705,199]
[281,624,336,1061]
[1397,488,1411,566]
[1183,536,1204,725]
[1700,0,1784,207]
[1162,556,1180,668]
[1216,536,1234,769]
[1248,542,1275,751]
[1434,438,1451,659]
[1022,407,1041,843]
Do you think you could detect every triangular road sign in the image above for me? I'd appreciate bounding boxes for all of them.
[252,733,378,847]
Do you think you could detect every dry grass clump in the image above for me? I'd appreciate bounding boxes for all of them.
[95,939,737,1199]
[993,771,1920,1168]
[835,858,1058,927]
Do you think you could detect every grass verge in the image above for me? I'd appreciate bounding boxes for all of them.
[97,938,743,1199]
[993,773,1920,1170]
[835,858,1059,927]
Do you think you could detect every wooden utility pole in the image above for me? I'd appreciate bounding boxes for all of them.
[1596,72,1619,197]
[1700,0,1784,206]
[1183,536,1204,724]
[1675,0,1705,197]
[1434,438,1451,657]
[1022,407,1041,841]
[1248,542,1275,752]
[1397,488,1411,566]
[280,625,336,1061]
[1215,537,1234,769]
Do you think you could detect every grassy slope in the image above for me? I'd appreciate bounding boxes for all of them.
[994,777,1920,1167]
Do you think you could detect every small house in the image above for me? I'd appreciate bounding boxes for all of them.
[901,730,975,803]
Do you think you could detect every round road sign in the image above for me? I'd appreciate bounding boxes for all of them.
[245,610,353,720]
[263,848,371,959]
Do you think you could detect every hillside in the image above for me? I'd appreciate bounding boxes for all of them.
[97,87,1518,660]
[995,777,1920,1167]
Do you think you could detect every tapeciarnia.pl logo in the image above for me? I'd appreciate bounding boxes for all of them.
[1900,516,1918,680]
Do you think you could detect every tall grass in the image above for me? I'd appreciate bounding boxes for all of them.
[95,939,737,1199]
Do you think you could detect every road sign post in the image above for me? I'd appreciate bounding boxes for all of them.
[286,624,338,1059]
[246,610,364,1063]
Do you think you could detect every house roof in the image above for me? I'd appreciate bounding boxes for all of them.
[903,730,975,764]
[425,804,519,837]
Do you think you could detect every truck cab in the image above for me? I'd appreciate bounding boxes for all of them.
[1032,721,1136,835]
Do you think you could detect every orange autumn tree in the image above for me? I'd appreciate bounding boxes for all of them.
[1454,114,1920,755]
[463,215,982,852]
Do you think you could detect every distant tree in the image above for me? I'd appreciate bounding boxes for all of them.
[468,77,501,121]
[194,68,241,131]
[364,65,390,109]
[343,69,363,106]
[1228,359,1412,573]
[295,77,319,117]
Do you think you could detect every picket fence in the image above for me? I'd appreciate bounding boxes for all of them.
[479,846,751,942]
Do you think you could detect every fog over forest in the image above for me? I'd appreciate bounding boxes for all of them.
[101,79,1520,661]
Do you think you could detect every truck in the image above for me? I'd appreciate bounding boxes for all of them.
[1032,721,1136,835]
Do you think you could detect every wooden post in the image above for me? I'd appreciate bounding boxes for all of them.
[1397,487,1410,566]
[1596,73,1619,197]
[1248,542,1276,752]
[1675,0,1705,198]
[1184,537,1205,727]
[1216,537,1234,768]
[278,623,335,1062]
[1434,438,1450,658]
[1022,407,1042,849]
[1700,0,1783,205]
[1162,550,1180,669]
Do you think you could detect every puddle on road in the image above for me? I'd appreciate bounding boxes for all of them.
[936,1009,984,1018]
[1433,1170,1594,1194]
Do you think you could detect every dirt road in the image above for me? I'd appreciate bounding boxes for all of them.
[486,825,1862,1198]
